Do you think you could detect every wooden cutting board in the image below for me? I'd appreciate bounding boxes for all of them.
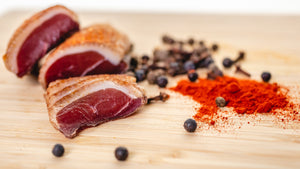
[0,10,300,169]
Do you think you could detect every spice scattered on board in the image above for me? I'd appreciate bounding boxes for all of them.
[170,76,299,127]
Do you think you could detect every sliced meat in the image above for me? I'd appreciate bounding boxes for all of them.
[39,24,131,88]
[45,74,146,138]
[3,5,79,77]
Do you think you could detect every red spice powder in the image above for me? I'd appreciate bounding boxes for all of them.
[170,76,296,125]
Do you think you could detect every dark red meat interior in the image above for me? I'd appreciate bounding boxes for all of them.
[45,51,127,87]
[17,14,79,77]
[56,88,142,138]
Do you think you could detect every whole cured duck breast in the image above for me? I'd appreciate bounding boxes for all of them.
[3,5,79,77]
[45,74,146,138]
[39,24,131,88]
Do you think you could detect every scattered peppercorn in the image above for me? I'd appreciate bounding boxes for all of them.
[211,43,219,51]
[183,60,196,71]
[188,70,198,82]
[187,38,195,45]
[199,40,205,46]
[184,118,197,132]
[261,72,271,82]
[147,71,157,84]
[52,144,64,157]
[141,55,150,65]
[222,58,233,68]
[198,56,214,68]
[156,76,168,88]
[147,69,165,84]
[129,57,138,70]
[168,62,181,76]
[215,97,226,107]
[140,64,149,74]
[115,147,128,161]
[135,69,146,82]
[162,35,175,44]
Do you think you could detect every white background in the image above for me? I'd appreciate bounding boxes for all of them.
[0,0,300,15]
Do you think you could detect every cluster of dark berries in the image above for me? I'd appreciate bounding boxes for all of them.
[126,35,224,87]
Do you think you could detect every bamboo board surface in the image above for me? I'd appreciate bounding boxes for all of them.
[0,10,300,169]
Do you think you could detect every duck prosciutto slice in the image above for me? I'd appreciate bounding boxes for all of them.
[45,74,146,138]
[3,5,79,77]
[39,24,131,88]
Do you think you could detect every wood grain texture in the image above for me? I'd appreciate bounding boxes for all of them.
[0,10,300,169]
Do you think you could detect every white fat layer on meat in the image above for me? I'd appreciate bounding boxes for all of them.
[48,77,101,107]
[7,8,77,74]
[48,45,121,66]
[51,81,138,118]
[40,46,122,87]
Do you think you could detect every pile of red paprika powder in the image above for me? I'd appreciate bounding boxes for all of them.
[170,76,299,125]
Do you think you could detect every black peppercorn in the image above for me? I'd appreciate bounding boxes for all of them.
[188,71,198,82]
[156,76,168,88]
[183,60,196,72]
[115,147,128,161]
[167,68,177,77]
[162,35,175,44]
[215,97,226,107]
[184,118,197,132]
[261,72,271,82]
[147,69,165,84]
[187,38,194,45]
[135,69,146,82]
[140,64,149,75]
[211,43,219,51]
[169,62,181,72]
[222,58,233,68]
[198,56,214,68]
[141,55,150,65]
[52,144,64,157]
[199,40,205,46]
[129,57,138,70]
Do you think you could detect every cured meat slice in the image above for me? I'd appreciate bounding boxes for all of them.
[45,74,146,138]
[3,5,79,77]
[39,24,131,88]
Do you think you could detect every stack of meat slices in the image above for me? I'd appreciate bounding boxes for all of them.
[3,5,147,138]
